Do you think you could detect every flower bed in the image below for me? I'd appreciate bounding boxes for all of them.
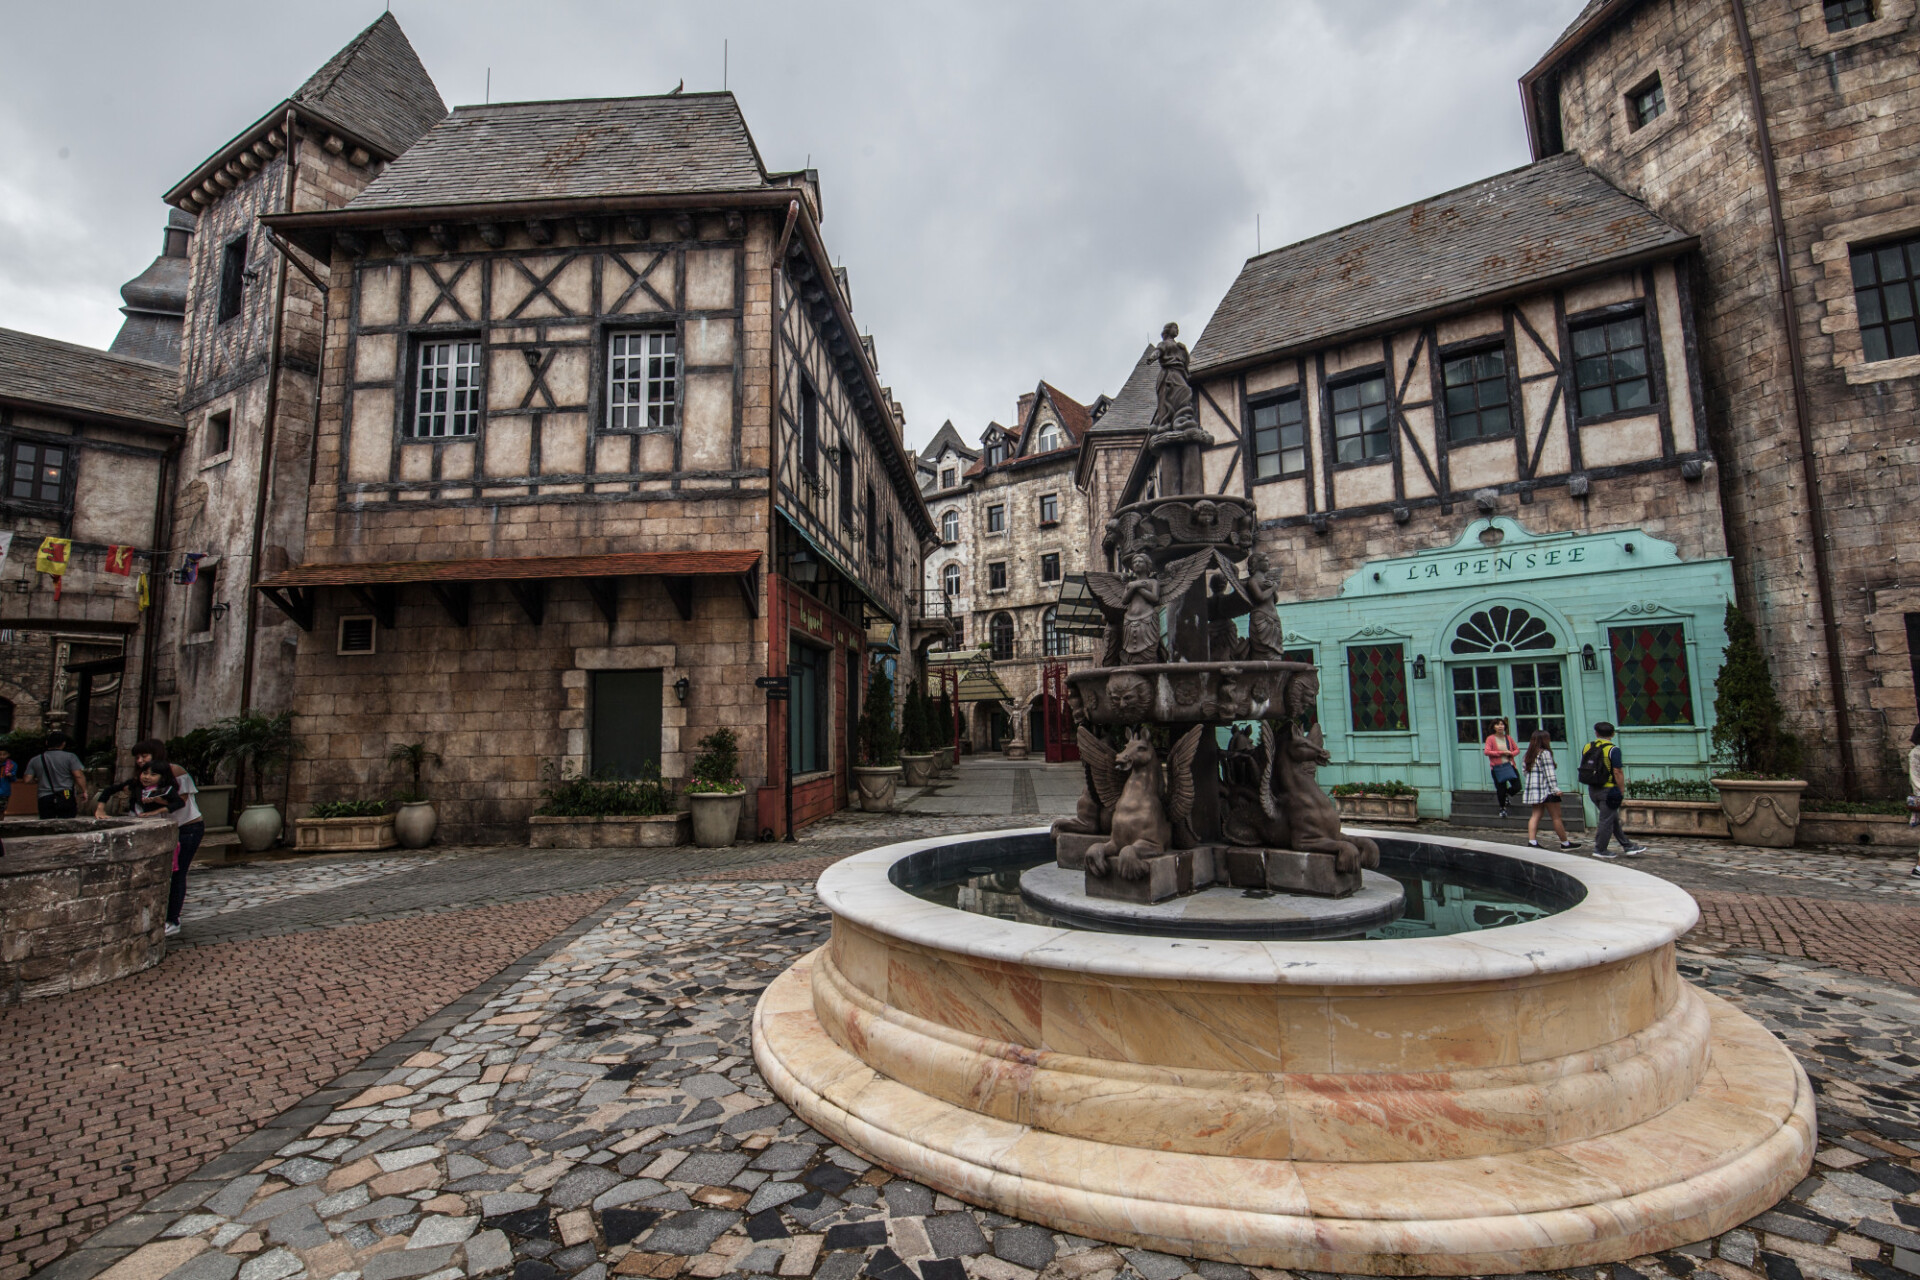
[1799,800,1918,849]
[1330,781,1420,825]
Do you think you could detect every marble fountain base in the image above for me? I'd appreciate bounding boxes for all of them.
[753,828,1813,1275]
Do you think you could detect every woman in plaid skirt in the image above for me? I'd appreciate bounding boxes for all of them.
[1523,729,1576,850]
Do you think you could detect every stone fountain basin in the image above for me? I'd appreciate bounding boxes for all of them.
[753,827,1813,1275]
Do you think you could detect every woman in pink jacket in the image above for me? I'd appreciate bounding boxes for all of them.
[1483,718,1521,818]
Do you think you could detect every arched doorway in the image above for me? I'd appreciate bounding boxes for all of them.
[1443,603,1570,788]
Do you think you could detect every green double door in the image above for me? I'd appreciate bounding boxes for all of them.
[1450,659,1569,789]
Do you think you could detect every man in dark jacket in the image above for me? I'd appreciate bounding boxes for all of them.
[26,732,90,819]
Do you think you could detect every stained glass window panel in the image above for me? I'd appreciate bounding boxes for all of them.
[1608,623,1695,726]
[1348,644,1409,732]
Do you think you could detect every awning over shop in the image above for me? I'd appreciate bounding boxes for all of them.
[255,549,761,631]
[1053,574,1109,638]
[775,507,899,631]
[924,651,1014,703]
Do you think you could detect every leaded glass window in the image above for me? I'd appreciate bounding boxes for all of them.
[1250,391,1306,479]
[1330,374,1391,464]
[8,440,66,504]
[413,339,482,437]
[1608,623,1695,726]
[1570,312,1652,419]
[1347,644,1409,732]
[1441,348,1511,442]
[1850,235,1920,363]
[608,331,679,431]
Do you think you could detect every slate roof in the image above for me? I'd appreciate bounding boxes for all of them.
[919,421,978,468]
[1190,154,1694,375]
[1087,346,1158,434]
[0,327,180,429]
[1034,383,1093,447]
[348,93,771,212]
[168,15,444,205]
[291,13,447,159]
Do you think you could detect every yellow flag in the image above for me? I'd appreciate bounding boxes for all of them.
[137,571,150,610]
[35,536,71,576]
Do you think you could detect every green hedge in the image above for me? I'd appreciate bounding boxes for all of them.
[1802,798,1911,816]
[536,762,674,817]
[1626,778,1718,801]
[1329,780,1417,798]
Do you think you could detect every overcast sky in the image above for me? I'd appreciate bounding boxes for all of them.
[0,1,1580,454]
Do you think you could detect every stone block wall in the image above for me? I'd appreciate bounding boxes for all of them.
[1554,0,1920,792]
[0,818,173,1004]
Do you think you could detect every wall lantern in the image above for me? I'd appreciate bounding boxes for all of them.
[673,675,691,704]
[210,601,232,622]
[1411,654,1427,680]
[787,548,820,583]
[1582,643,1598,672]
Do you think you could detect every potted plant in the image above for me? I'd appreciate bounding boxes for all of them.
[1709,603,1806,847]
[685,727,746,848]
[294,799,398,852]
[387,741,443,849]
[167,728,234,832]
[899,680,938,788]
[529,760,688,848]
[1330,780,1420,824]
[1623,777,1729,839]
[1797,798,1920,848]
[853,662,903,813]
[206,712,293,852]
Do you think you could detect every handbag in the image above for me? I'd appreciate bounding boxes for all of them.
[1490,763,1520,785]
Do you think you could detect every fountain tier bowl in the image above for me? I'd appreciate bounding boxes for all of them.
[753,828,1812,1275]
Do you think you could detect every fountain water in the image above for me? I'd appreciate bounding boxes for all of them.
[753,327,1812,1274]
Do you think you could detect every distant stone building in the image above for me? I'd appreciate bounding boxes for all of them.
[920,383,1099,754]
[1520,0,1920,793]
[262,91,930,839]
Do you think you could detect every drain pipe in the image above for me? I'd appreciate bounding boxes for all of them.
[1728,0,1857,796]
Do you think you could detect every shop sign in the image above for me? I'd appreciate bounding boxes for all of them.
[1339,518,1681,598]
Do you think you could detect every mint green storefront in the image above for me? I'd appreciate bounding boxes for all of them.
[1280,518,1735,821]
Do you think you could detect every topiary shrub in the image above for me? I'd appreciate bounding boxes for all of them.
[1710,603,1802,778]
[858,663,901,767]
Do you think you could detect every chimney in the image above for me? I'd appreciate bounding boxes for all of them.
[1016,392,1037,428]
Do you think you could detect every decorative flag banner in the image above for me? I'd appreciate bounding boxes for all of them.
[178,552,206,585]
[137,572,150,611]
[104,545,135,575]
[36,536,72,601]
[0,531,12,569]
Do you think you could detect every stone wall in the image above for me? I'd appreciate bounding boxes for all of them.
[1553,0,1920,793]
[0,817,174,1004]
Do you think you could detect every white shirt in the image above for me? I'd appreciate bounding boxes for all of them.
[173,769,202,826]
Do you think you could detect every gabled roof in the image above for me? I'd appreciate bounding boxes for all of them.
[1026,382,1093,452]
[167,14,445,208]
[1520,0,1642,158]
[0,327,180,430]
[347,93,770,212]
[919,420,979,470]
[1191,154,1694,375]
[1087,346,1158,435]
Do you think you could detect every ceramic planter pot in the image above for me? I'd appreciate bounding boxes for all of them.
[900,753,937,787]
[293,814,398,852]
[235,803,283,853]
[1333,793,1420,825]
[196,784,237,832]
[1711,778,1807,848]
[688,792,745,848]
[1622,799,1730,840]
[394,801,438,849]
[853,766,901,814]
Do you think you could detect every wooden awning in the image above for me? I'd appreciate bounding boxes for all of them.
[256,550,761,631]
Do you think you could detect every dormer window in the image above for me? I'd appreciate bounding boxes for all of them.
[1035,422,1063,453]
[940,466,955,489]
[986,438,1007,467]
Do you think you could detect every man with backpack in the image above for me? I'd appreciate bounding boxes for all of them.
[1577,722,1649,859]
[26,732,91,819]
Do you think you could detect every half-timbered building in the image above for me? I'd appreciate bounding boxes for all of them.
[262,91,931,840]
[1094,156,1736,820]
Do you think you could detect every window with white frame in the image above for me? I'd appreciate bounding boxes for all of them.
[1035,422,1063,453]
[1038,492,1059,524]
[942,563,961,596]
[941,509,960,542]
[608,331,679,431]
[412,339,482,437]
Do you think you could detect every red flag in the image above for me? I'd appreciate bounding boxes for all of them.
[105,545,134,576]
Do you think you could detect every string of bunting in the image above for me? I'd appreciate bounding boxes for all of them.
[0,533,207,609]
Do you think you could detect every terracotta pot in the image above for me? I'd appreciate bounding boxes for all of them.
[1711,778,1807,848]
[235,803,283,853]
[687,792,744,848]
[853,766,901,813]
[900,753,937,787]
[394,801,438,849]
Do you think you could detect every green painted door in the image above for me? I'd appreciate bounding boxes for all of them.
[591,670,663,779]
[1452,659,1570,789]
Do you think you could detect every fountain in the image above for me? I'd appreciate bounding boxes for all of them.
[754,326,1812,1274]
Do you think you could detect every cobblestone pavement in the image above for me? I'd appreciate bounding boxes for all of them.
[65,880,1920,1280]
[180,856,439,925]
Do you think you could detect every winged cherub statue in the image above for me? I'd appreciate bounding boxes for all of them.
[1084,725,1203,880]
[1082,549,1214,667]
[1244,553,1286,661]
